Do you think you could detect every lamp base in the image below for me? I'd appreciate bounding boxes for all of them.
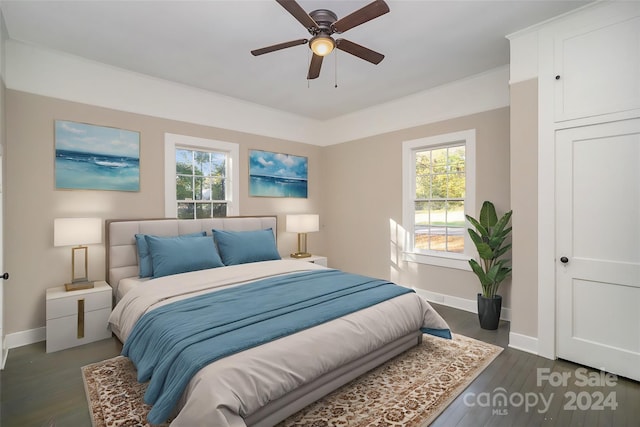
[290,252,312,259]
[65,281,94,292]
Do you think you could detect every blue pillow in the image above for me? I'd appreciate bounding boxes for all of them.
[145,235,224,278]
[135,231,206,278]
[213,228,281,266]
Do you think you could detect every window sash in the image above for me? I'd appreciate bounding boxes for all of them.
[177,201,229,220]
[175,148,228,204]
[412,143,466,254]
[175,147,230,219]
[402,130,476,270]
[164,133,239,218]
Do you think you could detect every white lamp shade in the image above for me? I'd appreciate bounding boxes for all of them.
[54,218,103,247]
[286,214,319,233]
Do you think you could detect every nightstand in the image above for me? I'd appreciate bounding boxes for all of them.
[288,255,328,267]
[46,281,112,353]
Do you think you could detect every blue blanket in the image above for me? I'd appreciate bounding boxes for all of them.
[122,269,443,424]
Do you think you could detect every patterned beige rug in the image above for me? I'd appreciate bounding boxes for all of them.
[82,334,502,427]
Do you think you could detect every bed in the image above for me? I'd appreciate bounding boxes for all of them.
[106,216,451,427]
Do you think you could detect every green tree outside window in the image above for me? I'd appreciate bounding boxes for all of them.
[176,148,228,219]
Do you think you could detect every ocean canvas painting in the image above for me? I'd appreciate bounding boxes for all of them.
[55,120,140,191]
[249,150,308,198]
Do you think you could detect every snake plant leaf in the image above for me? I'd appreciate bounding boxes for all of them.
[494,243,512,259]
[492,211,512,235]
[495,266,512,285]
[488,234,505,249]
[486,263,502,282]
[496,226,512,240]
[468,228,483,247]
[469,259,492,287]
[479,201,498,228]
[476,242,494,260]
[466,215,488,237]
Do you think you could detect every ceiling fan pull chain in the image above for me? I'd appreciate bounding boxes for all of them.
[308,50,311,88]
[334,49,338,88]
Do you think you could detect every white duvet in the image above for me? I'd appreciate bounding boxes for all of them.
[108,260,450,427]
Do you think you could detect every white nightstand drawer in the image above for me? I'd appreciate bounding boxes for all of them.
[46,307,112,353]
[46,281,113,353]
[46,289,111,319]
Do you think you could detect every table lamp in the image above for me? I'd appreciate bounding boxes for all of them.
[54,218,102,291]
[286,214,319,258]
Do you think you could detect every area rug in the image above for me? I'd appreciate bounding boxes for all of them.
[82,334,502,427]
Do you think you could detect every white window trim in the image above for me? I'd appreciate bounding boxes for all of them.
[164,133,239,218]
[402,129,476,270]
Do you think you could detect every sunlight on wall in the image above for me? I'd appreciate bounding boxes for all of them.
[389,218,417,284]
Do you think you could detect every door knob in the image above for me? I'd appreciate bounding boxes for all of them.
[560,257,569,264]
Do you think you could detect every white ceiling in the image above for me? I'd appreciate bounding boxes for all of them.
[1,0,589,121]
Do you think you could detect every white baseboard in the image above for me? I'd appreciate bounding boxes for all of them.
[413,288,512,321]
[508,331,539,355]
[413,288,542,355]
[5,327,45,350]
[1,335,7,370]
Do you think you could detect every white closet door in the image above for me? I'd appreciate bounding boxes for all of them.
[0,152,5,369]
[556,118,640,381]
[554,15,640,122]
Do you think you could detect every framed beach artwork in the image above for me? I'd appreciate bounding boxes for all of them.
[249,149,308,198]
[55,120,140,191]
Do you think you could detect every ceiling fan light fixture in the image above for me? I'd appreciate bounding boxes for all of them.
[309,35,335,56]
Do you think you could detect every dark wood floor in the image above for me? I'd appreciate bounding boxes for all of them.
[429,304,640,427]
[1,303,638,427]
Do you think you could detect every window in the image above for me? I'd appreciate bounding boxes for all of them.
[402,130,475,270]
[164,134,239,218]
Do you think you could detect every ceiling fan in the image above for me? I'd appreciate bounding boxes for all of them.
[251,0,390,80]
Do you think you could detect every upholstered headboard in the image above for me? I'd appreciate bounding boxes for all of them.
[106,216,277,293]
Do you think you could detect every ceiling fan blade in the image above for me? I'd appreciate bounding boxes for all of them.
[276,0,319,31]
[307,54,323,80]
[332,0,389,33]
[336,39,384,64]
[251,39,308,56]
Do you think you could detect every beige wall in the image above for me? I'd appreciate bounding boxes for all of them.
[5,90,324,334]
[321,108,511,307]
[509,79,538,337]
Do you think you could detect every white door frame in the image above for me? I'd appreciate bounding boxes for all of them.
[537,27,559,361]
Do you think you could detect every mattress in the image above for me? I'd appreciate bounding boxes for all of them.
[108,260,450,426]
[115,276,149,303]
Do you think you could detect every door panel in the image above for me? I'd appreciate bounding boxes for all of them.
[554,16,640,121]
[572,134,640,262]
[573,279,639,353]
[556,119,640,381]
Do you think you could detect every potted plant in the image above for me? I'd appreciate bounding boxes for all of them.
[466,201,512,330]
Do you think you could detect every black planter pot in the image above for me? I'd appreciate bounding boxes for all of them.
[477,294,502,330]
